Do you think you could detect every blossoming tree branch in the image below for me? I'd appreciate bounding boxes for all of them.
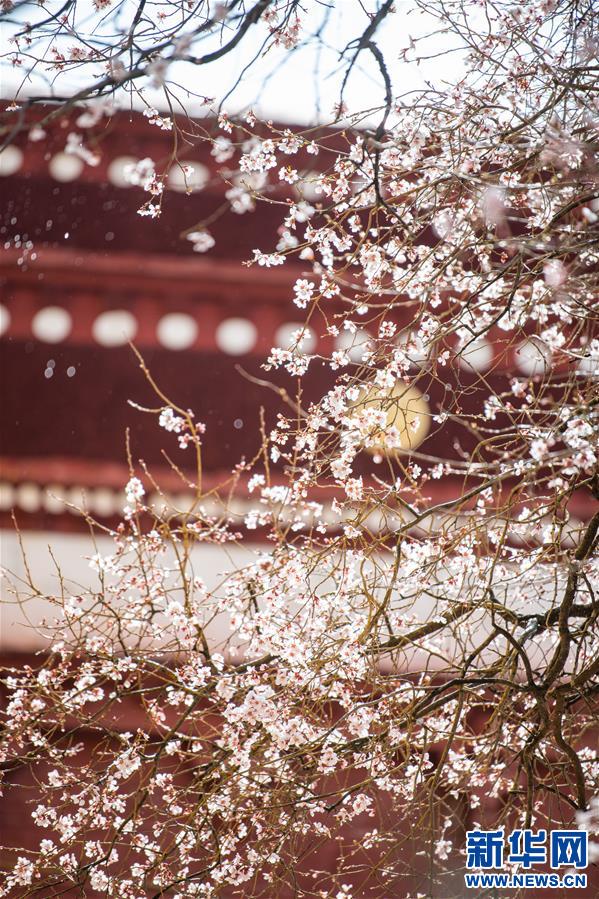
[0,0,598,896]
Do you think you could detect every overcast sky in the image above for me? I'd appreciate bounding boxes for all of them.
[1,1,471,124]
